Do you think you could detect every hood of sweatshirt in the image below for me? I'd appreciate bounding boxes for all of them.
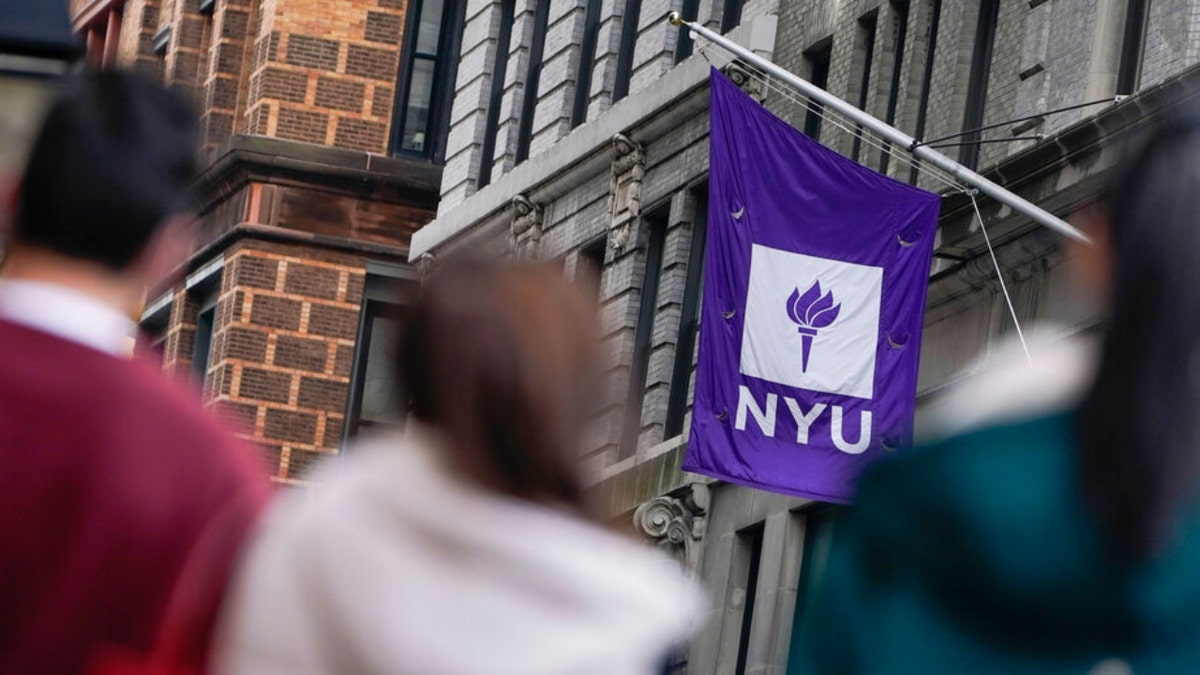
[213,426,704,675]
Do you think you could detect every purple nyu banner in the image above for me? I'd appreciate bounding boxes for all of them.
[682,70,940,503]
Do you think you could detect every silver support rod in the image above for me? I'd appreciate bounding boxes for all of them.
[669,12,1091,243]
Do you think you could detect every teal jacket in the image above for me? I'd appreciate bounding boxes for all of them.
[798,413,1200,674]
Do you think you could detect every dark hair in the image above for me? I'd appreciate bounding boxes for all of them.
[1077,107,1200,560]
[398,262,601,515]
[14,69,199,270]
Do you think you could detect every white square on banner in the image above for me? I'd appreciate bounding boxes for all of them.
[740,244,882,399]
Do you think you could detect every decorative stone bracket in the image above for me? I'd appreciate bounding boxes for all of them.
[724,61,766,102]
[417,252,439,281]
[633,483,709,570]
[607,133,646,252]
[510,194,544,260]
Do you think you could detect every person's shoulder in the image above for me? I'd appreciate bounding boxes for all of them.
[852,412,1080,566]
[864,413,1076,505]
[916,327,1097,443]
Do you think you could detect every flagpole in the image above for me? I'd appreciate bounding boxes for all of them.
[669,12,1091,244]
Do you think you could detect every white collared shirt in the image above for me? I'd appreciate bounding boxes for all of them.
[0,280,137,357]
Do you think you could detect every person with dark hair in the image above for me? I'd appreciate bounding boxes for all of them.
[0,70,269,673]
[212,262,703,675]
[797,108,1200,674]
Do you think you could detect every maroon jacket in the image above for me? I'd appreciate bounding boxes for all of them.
[0,320,270,674]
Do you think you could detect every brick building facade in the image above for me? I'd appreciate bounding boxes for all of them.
[406,0,1200,672]
[69,0,455,483]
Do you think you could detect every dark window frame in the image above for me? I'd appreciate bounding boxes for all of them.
[665,185,708,439]
[851,11,878,162]
[580,234,607,273]
[343,298,406,440]
[619,203,669,458]
[1116,0,1149,95]
[958,0,1000,169]
[390,0,467,162]
[909,0,942,184]
[721,0,745,34]
[478,0,516,188]
[577,234,608,302]
[187,275,221,386]
[674,0,701,63]
[515,0,550,163]
[733,523,765,675]
[612,0,641,102]
[879,0,910,174]
[571,0,603,127]
[192,304,216,382]
[343,269,418,443]
[137,293,172,364]
[152,23,171,55]
[802,37,833,140]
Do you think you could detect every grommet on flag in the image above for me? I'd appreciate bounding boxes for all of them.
[721,309,736,320]
[897,233,916,247]
[887,334,909,350]
[716,410,729,422]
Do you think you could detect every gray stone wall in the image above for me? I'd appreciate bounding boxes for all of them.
[440,0,782,214]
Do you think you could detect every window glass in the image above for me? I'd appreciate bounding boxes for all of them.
[478,0,515,186]
[358,311,404,428]
[192,306,215,382]
[612,0,641,102]
[721,0,745,33]
[401,58,436,152]
[391,0,464,160]
[416,0,445,55]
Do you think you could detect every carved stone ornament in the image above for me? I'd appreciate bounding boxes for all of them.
[724,61,766,102]
[607,133,646,252]
[510,194,544,260]
[633,483,709,569]
[417,252,439,281]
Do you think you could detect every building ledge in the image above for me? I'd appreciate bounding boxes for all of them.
[196,135,443,212]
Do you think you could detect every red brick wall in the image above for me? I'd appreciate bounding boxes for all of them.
[160,0,209,92]
[79,0,411,155]
[206,239,368,483]
[197,0,256,154]
[242,0,407,152]
[112,0,166,78]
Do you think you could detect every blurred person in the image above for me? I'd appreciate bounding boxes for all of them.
[797,107,1200,674]
[0,71,269,673]
[212,262,703,675]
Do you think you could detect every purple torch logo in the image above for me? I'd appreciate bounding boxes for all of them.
[786,281,841,372]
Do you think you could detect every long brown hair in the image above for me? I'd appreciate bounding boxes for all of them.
[398,261,601,516]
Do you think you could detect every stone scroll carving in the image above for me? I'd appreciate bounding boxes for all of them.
[510,194,544,260]
[633,483,709,570]
[724,61,766,102]
[417,252,439,282]
[607,133,646,252]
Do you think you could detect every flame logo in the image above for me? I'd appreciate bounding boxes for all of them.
[786,281,841,372]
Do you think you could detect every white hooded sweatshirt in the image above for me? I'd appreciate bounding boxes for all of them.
[211,427,704,675]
